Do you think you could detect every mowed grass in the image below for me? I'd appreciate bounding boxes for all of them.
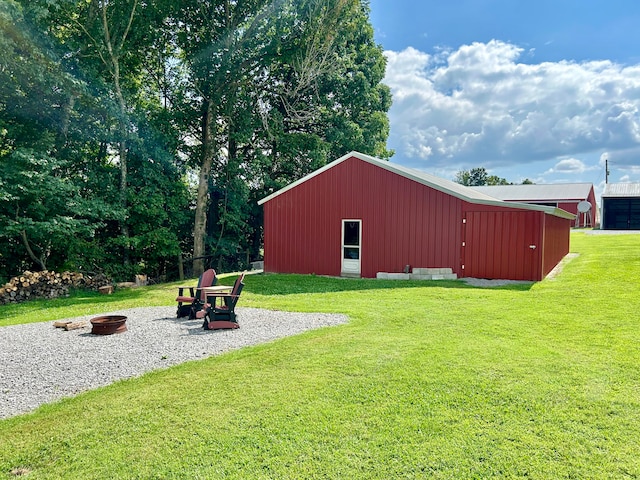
[1,231,640,479]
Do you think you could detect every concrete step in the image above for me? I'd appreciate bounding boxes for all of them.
[377,272,410,280]
[377,271,457,281]
[412,267,453,275]
[410,273,457,280]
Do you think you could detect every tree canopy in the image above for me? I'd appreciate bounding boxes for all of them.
[0,0,391,282]
[454,167,534,186]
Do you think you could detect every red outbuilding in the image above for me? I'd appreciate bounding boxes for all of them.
[258,152,574,281]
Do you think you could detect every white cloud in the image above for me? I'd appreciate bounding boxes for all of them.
[384,41,640,172]
[616,165,640,177]
[544,158,599,175]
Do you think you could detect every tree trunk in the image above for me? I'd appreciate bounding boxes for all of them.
[55,94,76,154]
[115,80,129,264]
[193,99,216,276]
[20,230,46,271]
[98,0,137,266]
[118,134,130,265]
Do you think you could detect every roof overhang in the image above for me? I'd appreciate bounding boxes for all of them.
[258,151,576,220]
[602,183,640,198]
[470,184,595,203]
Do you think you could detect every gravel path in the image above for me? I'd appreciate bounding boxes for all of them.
[0,306,348,419]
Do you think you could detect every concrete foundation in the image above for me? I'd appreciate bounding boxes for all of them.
[378,267,457,281]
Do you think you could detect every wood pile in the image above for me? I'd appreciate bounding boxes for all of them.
[53,320,88,330]
[0,270,112,305]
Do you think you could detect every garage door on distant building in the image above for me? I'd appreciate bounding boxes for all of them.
[602,198,640,229]
[602,184,640,230]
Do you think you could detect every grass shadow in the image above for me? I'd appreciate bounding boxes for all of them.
[242,273,535,295]
[0,272,535,326]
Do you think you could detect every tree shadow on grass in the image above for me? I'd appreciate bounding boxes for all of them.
[240,273,534,296]
[0,273,534,324]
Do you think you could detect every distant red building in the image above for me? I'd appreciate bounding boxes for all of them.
[258,152,574,281]
[471,183,597,227]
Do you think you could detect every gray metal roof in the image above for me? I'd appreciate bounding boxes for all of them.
[602,183,640,197]
[259,151,575,220]
[471,183,593,202]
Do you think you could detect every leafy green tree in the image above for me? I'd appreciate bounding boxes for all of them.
[44,0,149,265]
[0,0,109,275]
[454,167,510,186]
[2,0,192,280]
[486,175,510,186]
[0,150,113,271]
[123,117,193,280]
[176,0,392,274]
[0,0,392,280]
[174,0,298,274]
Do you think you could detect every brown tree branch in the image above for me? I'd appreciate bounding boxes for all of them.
[20,230,46,271]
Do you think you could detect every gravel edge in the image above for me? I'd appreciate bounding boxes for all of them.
[0,306,348,419]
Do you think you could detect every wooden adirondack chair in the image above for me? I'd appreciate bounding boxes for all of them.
[175,268,217,318]
[196,273,245,330]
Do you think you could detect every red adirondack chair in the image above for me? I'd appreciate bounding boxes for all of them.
[175,268,217,318]
[196,273,245,330]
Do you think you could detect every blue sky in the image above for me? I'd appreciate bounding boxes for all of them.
[369,0,640,199]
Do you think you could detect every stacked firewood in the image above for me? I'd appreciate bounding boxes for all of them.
[0,270,112,305]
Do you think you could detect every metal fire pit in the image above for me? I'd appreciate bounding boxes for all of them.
[90,315,128,335]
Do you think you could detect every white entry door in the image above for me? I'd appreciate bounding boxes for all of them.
[341,220,361,277]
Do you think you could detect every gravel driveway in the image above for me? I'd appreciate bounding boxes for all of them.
[0,306,348,419]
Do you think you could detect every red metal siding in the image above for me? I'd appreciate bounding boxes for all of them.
[557,202,578,216]
[556,201,594,227]
[263,157,463,278]
[262,155,571,281]
[541,214,571,278]
[367,169,463,278]
[574,186,598,226]
[462,205,543,281]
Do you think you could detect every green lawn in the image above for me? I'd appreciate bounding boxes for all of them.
[1,231,640,479]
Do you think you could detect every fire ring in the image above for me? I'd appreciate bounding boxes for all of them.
[90,315,128,335]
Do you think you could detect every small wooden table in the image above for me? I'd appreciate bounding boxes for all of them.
[200,285,233,294]
[200,285,233,307]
